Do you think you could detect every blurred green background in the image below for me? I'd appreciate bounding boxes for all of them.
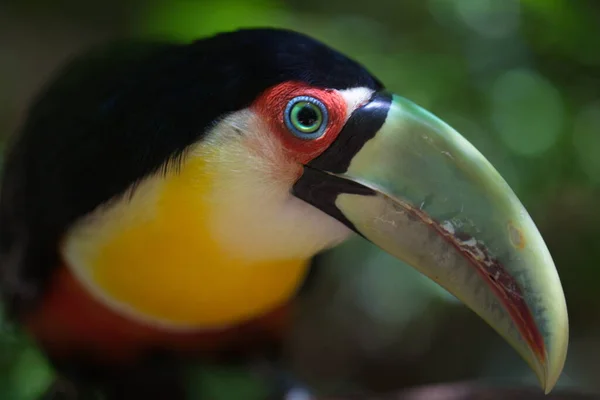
[0,0,599,399]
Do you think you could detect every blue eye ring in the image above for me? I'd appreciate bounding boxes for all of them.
[284,96,329,140]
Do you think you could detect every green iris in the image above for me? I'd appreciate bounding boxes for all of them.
[290,101,323,133]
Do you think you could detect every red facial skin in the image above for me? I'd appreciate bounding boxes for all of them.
[251,81,348,164]
[24,81,349,365]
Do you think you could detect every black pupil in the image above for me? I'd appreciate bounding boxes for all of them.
[297,105,319,127]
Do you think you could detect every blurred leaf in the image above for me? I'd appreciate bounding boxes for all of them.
[134,0,287,41]
[521,0,600,65]
[186,364,268,400]
[490,68,564,156]
[10,346,54,400]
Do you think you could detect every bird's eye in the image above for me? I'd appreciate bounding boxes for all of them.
[284,96,328,140]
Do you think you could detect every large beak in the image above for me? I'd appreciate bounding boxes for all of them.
[292,92,568,393]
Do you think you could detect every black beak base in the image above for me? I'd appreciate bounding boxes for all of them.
[291,91,392,233]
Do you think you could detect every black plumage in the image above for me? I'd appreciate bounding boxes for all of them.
[0,28,383,316]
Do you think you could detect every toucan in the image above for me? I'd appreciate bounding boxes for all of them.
[0,28,568,399]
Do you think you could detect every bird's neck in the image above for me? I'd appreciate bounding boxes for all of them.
[61,142,348,331]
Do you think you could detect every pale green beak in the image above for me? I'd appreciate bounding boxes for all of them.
[293,92,569,393]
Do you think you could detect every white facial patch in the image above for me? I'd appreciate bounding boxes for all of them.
[201,86,375,262]
[59,85,376,331]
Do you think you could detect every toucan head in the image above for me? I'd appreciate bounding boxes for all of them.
[3,28,567,392]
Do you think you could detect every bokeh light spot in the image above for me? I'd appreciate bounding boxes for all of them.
[10,346,54,400]
[427,0,459,27]
[490,69,564,157]
[455,0,520,38]
[573,102,600,184]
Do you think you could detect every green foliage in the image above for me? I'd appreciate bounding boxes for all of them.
[0,315,53,400]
